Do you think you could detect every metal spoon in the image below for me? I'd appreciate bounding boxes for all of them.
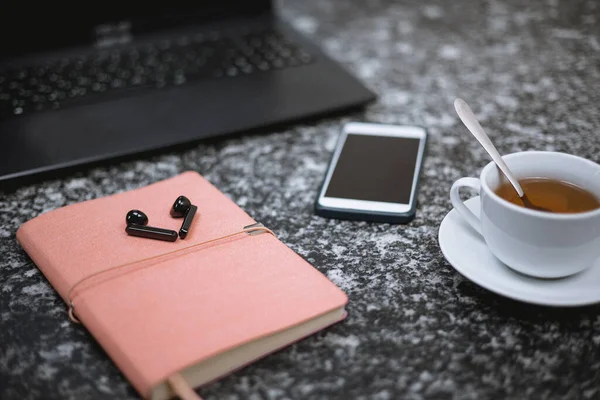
[453,98,549,212]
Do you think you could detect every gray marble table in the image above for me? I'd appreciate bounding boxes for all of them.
[2,0,599,399]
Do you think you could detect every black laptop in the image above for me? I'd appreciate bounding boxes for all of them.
[0,1,375,183]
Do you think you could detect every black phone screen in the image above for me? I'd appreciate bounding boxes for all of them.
[324,133,422,204]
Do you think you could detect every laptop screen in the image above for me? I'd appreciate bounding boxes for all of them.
[0,1,271,57]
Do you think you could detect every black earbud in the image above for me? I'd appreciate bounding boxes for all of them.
[126,209,148,226]
[125,210,178,242]
[170,195,197,239]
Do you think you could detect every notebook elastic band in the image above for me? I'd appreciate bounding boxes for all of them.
[67,223,274,324]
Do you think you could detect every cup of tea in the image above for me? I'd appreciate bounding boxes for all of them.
[450,151,600,278]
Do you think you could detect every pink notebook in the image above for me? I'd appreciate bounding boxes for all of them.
[17,171,348,400]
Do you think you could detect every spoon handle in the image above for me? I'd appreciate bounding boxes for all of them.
[454,98,524,197]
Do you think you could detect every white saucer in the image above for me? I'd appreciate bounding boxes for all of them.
[438,196,600,307]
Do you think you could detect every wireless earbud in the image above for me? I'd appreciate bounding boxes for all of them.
[126,209,148,226]
[125,210,178,242]
[170,195,197,239]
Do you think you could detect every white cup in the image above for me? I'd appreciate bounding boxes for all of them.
[450,151,600,278]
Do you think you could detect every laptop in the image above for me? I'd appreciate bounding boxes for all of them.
[0,1,376,183]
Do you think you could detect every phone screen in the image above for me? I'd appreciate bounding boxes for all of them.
[324,133,421,204]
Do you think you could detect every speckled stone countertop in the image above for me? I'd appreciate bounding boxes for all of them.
[2,0,600,399]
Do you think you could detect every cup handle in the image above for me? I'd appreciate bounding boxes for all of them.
[450,177,482,235]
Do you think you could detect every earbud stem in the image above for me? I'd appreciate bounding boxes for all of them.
[125,225,178,242]
[179,205,197,239]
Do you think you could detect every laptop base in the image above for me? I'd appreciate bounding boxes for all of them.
[0,15,376,183]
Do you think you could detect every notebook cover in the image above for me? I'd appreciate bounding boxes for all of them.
[16,171,348,398]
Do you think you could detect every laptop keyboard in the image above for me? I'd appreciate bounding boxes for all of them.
[0,28,314,119]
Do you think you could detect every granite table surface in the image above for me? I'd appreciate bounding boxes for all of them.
[2,0,600,399]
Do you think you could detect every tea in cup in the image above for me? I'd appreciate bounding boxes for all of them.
[450,151,600,278]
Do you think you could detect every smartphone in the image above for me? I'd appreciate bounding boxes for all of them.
[315,122,427,223]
